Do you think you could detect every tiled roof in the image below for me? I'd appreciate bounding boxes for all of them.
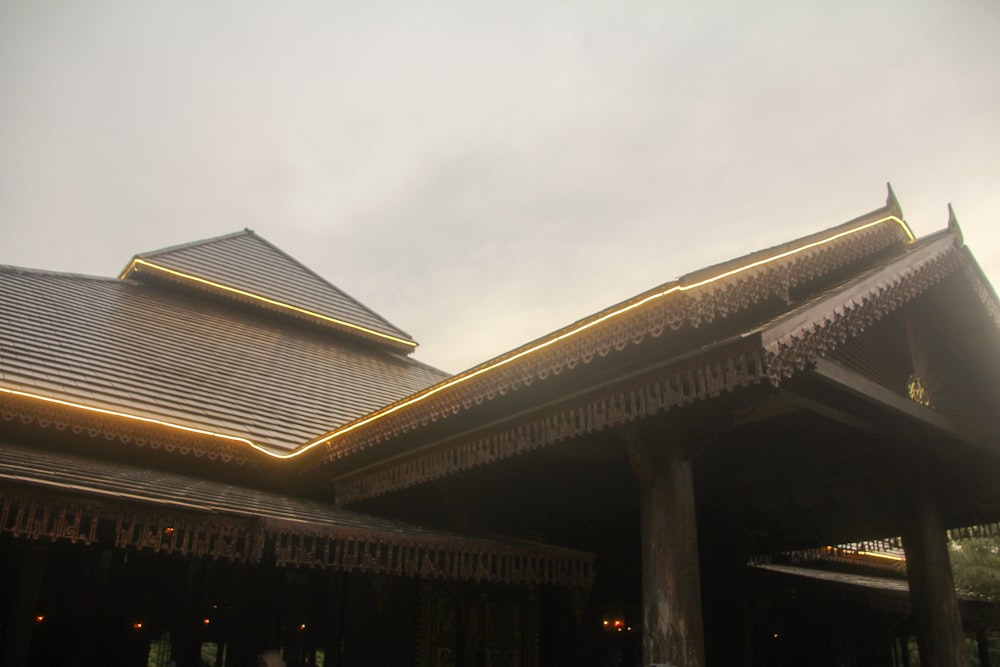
[0,264,448,452]
[0,440,438,532]
[121,230,416,351]
[312,205,921,466]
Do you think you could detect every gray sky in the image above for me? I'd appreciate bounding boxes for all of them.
[2,1,998,373]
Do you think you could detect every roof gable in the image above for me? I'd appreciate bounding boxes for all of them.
[120,230,416,352]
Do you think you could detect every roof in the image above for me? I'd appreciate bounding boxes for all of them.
[314,199,923,463]
[120,230,416,351]
[0,442,594,586]
[326,202,1000,503]
[0,260,447,454]
[3,188,997,474]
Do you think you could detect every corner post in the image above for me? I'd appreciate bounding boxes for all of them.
[628,433,706,667]
[900,487,965,666]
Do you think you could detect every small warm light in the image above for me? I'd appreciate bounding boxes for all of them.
[907,374,931,407]
[35,615,45,623]
[202,618,211,625]
[299,623,306,631]
[164,527,175,535]
[773,633,779,639]
[627,626,632,632]
[133,622,143,630]
[602,620,609,627]
[613,620,623,628]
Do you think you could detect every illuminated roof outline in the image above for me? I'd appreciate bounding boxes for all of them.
[0,264,447,454]
[119,230,417,351]
[1,192,928,461]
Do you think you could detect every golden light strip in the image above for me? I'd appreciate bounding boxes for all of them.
[9,215,913,461]
[0,386,282,458]
[296,215,914,455]
[120,258,417,349]
[854,550,906,562]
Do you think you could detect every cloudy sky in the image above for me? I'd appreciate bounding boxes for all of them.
[2,1,998,373]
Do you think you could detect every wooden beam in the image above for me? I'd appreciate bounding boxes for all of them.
[628,433,705,667]
[807,358,981,446]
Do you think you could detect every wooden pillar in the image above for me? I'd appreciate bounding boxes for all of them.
[629,436,705,667]
[900,488,966,667]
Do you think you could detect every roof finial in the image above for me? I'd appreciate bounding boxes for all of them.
[886,182,903,219]
[947,203,964,244]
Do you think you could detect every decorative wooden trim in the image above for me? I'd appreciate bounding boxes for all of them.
[336,239,967,504]
[948,522,1000,541]
[959,256,1000,328]
[764,245,963,384]
[322,218,907,463]
[0,492,99,545]
[0,211,909,468]
[0,392,252,466]
[263,519,594,588]
[0,484,593,587]
[113,508,265,562]
[335,344,767,503]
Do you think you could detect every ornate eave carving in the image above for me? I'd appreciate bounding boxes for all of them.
[321,216,908,465]
[264,518,593,587]
[0,392,254,466]
[0,485,593,588]
[335,343,768,504]
[335,236,965,504]
[763,242,964,384]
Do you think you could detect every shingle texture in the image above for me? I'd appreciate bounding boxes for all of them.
[128,230,415,347]
[0,247,448,452]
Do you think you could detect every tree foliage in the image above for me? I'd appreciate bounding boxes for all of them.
[950,538,1000,602]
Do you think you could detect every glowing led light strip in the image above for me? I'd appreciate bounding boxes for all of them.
[120,258,417,349]
[0,386,282,458]
[8,215,913,461]
[854,550,906,562]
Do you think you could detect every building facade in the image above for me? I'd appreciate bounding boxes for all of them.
[2,187,1000,666]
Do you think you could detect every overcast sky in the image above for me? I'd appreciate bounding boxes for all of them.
[1,1,998,373]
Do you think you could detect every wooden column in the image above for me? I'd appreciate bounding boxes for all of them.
[629,436,706,667]
[900,488,966,667]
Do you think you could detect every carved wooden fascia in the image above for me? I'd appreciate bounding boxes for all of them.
[0,392,253,465]
[0,483,593,587]
[323,215,908,463]
[761,236,963,385]
[334,341,767,504]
